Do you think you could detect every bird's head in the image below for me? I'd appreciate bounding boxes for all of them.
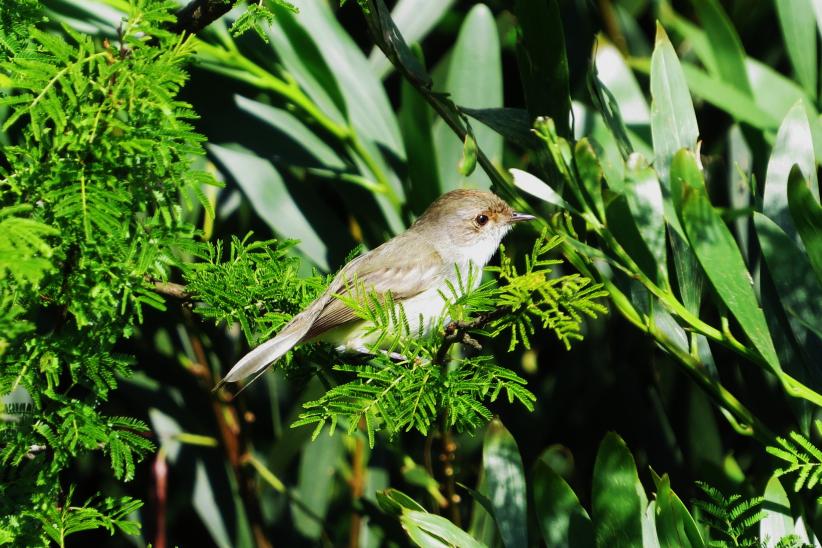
[412,189,535,265]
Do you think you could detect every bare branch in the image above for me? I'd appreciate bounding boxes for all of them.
[151,279,190,300]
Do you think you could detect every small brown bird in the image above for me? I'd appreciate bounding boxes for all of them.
[215,189,534,390]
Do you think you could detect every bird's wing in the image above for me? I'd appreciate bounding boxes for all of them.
[215,234,446,390]
[302,233,447,341]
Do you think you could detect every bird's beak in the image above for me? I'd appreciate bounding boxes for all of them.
[509,212,536,223]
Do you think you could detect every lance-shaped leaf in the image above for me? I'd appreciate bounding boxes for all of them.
[432,4,502,191]
[691,0,752,95]
[776,0,818,98]
[763,102,818,240]
[479,419,527,548]
[788,166,822,287]
[513,0,571,136]
[671,149,781,374]
[592,432,646,547]
[533,453,594,548]
[650,23,699,202]
[754,211,822,341]
[654,474,705,548]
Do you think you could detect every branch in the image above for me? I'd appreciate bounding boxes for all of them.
[432,308,507,366]
[150,279,190,300]
[169,0,239,35]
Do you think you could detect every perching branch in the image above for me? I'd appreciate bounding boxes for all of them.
[432,308,507,366]
[151,279,190,300]
[169,0,238,35]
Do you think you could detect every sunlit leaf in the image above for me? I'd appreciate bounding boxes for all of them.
[776,0,818,97]
[479,419,527,548]
[654,474,705,548]
[592,432,645,547]
[671,149,781,375]
[533,453,594,548]
[432,4,502,191]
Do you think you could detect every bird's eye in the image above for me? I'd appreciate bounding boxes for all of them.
[475,214,489,226]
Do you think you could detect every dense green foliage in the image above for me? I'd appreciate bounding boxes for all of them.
[1,0,821,546]
[0,0,219,544]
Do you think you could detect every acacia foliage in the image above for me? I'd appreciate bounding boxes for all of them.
[0,0,217,543]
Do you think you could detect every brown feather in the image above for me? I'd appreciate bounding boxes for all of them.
[302,232,446,341]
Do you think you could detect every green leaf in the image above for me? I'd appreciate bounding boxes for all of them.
[624,157,667,285]
[460,107,536,150]
[432,4,502,191]
[513,0,571,136]
[679,63,779,129]
[574,139,606,221]
[480,419,527,548]
[654,474,705,548]
[760,475,795,543]
[509,168,574,211]
[643,501,662,548]
[648,25,705,314]
[208,144,330,270]
[401,511,486,548]
[594,38,650,133]
[776,0,818,97]
[747,58,818,129]
[788,166,822,287]
[264,4,348,127]
[266,0,406,234]
[273,1,405,161]
[764,102,819,241]
[193,458,254,547]
[592,432,646,547]
[754,212,822,341]
[533,453,594,548]
[376,488,427,515]
[293,431,344,539]
[367,0,456,79]
[459,130,478,176]
[399,48,441,216]
[362,0,433,87]
[649,23,699,198]
[233,94,346,170]
[230,3,280,42]
[690,0,752,95]
[606,194,660,284]
[671,149,781,374]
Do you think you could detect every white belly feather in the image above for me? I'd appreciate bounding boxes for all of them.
[319,260,481,354]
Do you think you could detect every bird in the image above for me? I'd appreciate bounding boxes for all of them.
[214,189,534,391]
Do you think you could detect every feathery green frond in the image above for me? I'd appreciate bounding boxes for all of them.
[767,421,822,494]
[694,482,764,547]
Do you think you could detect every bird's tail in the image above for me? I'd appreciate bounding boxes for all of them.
[213,319,308,393]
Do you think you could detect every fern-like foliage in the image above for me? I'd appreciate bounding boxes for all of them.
[0,0,215,543]
[184,234,327,345]
[767,421,822,496]
[694,482,764,547]
[0,206,58,287]
[229,1,298,41]
[25,486,143,547]
[485,232,609,350]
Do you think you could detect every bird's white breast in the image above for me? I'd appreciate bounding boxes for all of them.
[322,259,481,353]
